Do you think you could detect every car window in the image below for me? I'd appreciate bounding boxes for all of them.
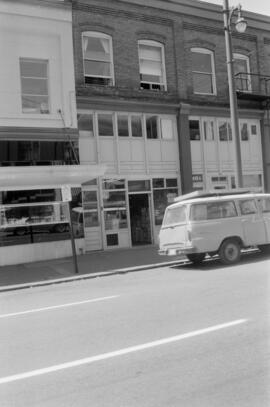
[163,205,186,226]
[239,199,257,215]
[257,197,270,213]
[190,200,237,221]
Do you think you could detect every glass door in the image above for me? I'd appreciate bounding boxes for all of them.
[82,187,102,251]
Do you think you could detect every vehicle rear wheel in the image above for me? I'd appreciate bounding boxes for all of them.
[258,244,270,254]
[219,239,241,265]
[186,253,206,264]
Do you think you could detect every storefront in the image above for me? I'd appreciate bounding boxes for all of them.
[0,165,105,266]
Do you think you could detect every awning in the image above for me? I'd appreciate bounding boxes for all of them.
[0,165,106,191]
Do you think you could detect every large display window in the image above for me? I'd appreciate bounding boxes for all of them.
[0,188,83,246]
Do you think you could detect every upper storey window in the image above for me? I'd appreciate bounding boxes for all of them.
[191,48,216,95]
[82,32,114,86]
[234,53,251,92]
[20,58,49,114]
[138,40,166,91]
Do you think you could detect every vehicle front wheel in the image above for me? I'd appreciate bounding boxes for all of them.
[186,253,206,264]
[219,239,241,265]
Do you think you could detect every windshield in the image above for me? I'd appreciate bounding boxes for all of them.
[163,205,186,226]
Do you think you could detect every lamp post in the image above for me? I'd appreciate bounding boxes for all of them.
[223,0,247,188]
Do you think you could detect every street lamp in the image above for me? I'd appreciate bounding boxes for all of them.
[223,1,247,188]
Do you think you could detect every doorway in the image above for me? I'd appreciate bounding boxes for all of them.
[129,194,152,246]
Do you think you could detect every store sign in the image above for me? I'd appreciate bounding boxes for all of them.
[61,185,72,202]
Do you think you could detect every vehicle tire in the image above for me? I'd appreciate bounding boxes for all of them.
[186,253,206,264]
[258,244,270,255]
[219,239,241,265]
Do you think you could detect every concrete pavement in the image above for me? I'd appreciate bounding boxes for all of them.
[0,245,184,292]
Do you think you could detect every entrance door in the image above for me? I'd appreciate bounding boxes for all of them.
[129,194,152,246]
[82,187,102,251]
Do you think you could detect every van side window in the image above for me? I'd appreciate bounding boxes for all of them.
[257,198,270,213]
[191,201,237,221]
[239,199,257,215]
[163,205,186,225]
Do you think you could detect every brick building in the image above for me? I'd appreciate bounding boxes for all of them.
[72,0,270,252]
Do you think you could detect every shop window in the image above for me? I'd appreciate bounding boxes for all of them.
[104,210,127,230]
[103,179,125,190]
[219,121,232,141]
[98,113,114,136]
[146,115,158,139]
[189,120,201,140]
[82,32,114,85]
[152,178,164,188]
[191,48,216,95]
[153,178,178,225]
[138,40,166,91]
[0,187,84,246]
[78,114,94,136]
[20,58,49,114]
[128,180,151,192]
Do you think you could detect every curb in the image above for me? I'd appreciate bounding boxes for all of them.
[0,259,186,293]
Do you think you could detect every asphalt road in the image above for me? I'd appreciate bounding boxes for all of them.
[0,252,269,407]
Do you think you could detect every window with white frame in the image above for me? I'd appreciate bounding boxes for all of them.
[138,40,166,91]
[82,32,114,86]
[234,53,251,92]
[191,48,216,95]
[218,120,232,141]
[117,114,143,138]
[20,58,49,114]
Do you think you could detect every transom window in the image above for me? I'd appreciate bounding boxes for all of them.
[138,40,166,91]
[20,58,49,114]
[234,53,251,92]
[191,48,216,95]
[82,32,114,86]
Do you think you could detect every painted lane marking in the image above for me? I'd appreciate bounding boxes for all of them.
[0,319,247,385]
[0,295,119,319]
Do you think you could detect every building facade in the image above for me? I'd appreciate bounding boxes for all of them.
[0,0,269,265]
[72,0,270,252]
[0,0,104,266]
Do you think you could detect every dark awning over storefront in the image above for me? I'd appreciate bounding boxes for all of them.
[0,165,106,191]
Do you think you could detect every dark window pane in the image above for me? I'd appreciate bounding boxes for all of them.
[189,120,200,140]
[146,115,158,139]
[98,114,113,136]
[153,178,164,188]
[131,116,142,137]
[117,115,129,137]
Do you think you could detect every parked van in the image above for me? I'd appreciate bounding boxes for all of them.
[159,191,270,264]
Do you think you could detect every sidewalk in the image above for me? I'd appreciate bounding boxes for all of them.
[0,245,184,292]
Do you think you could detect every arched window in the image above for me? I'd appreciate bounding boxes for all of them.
[233,53,251,92]
[82,32,114,86]
[138,40,167,91]
[191,48,216,95]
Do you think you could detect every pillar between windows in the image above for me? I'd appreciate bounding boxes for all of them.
[177,103,193,194]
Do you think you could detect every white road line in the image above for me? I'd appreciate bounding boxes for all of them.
[0,295,118,319]
[0,319,247,385]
